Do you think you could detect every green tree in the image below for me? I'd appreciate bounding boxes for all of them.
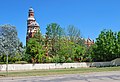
[92,29,116,61]
[116,31,120,58]
[45,23,63,57]
[26,29,46,63]
[26,38,45,63]
[74,44,86,62]
[66,25,87,62]
[57,39,75,63]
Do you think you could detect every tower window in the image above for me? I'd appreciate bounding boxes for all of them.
[30,14,33,16]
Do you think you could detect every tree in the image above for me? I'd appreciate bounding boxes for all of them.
[65,25,87,62]
[92,29,116,61]
[45,24,87,63]
[26,38,45,63]
[26,29,45,63]
[0,25,24,61]
[67,25,81,44]
[116,31,120,58]
[0,24,23,74]
[45,23,63,57]
[74,44,86,62]
[56,38,75,63]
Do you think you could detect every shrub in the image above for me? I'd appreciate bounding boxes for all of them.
[0,62,5,64]
[52,56,60,63]
[59,56,66,63]
[15,61,28,64]
[44,56,52,63]
[66,58,74,63]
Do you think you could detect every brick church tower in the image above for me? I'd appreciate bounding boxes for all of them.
[26,7,40,42]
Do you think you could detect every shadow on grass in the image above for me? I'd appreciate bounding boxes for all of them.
[0,74,6,77]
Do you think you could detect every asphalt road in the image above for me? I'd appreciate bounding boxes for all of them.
[0,71,120,82]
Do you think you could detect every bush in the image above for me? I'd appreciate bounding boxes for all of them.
[59,56,66,63]
[15,61,28,64]
[44,56,53,63]
[51,55,66,63]
[0,62,5,64]
[52,56,60,63]
[66,58,74,63]
[22,54,32,63]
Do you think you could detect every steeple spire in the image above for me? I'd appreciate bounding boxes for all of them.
[28,7,34,18]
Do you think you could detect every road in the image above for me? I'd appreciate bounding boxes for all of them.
[0,71,120,82]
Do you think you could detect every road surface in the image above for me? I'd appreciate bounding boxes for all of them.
[0,71,120,82]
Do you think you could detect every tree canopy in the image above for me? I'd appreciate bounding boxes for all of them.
[92,29,120,61]
[0,25,24,63]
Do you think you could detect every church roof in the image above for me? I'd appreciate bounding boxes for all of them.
[28,17,35,20]
[29,7,34,12]
[28,21,39,26]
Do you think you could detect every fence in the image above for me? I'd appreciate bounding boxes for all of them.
[0,60,120,71]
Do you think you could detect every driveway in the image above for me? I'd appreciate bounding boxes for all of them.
[0,71,120,82]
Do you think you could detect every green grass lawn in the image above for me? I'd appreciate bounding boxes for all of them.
[0,66,120,77]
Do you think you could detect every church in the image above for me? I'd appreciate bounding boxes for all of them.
[26,7,40,41]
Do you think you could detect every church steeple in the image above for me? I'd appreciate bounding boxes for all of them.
[28,7,34,17]
[26,7,40,42]
[27,7,35,25]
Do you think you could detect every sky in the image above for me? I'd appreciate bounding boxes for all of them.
[0,0,120,45]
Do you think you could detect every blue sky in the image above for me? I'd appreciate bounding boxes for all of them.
[0,0,120,45]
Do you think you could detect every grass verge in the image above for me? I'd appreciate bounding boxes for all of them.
[0,66,120,77]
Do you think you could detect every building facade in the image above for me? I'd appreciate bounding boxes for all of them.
[26,7,40,41]
[84,38,94,47]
